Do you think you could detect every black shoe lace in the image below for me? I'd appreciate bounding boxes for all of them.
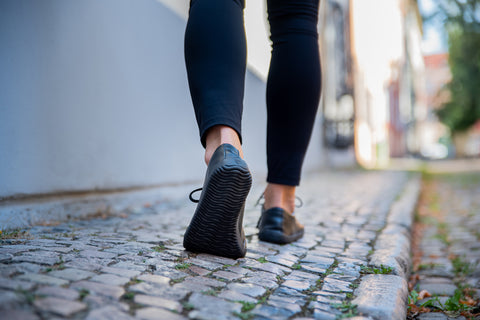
[189,188,203,203]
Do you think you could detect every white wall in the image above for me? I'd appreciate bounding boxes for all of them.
[0,0,324,199]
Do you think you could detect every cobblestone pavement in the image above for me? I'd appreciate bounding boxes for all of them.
[408,172,480,320]
[0,170,419,320]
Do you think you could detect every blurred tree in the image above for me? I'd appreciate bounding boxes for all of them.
[430,0,480,133]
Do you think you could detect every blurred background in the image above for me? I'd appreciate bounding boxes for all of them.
[1,0,479,200]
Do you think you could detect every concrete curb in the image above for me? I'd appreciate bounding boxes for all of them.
[354,174,421,320]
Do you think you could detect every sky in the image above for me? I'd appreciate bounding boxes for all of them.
[418,0,448,54]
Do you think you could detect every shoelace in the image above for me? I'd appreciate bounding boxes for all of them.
[189,188,203,203]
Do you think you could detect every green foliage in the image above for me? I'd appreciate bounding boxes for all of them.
[239,301,256,312]
[174,263,192,270]
[292,263,302,270]
[257,257,268,263]
[360,264,394,275]
[451,255,474,275]
[436,28,480,133]
[334,301,358,319]
[151,245,165,252]
[122,292,135,300]
[430,0,480,134]
[408,289,419,305]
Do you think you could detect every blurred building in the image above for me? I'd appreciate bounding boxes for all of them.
[320,0,427,167]
[418,53,451,159]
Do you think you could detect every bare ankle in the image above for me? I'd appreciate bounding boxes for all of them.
[204,125,243,165]
[263,183,296,214]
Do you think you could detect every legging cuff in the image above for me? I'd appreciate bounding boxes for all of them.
[199,118,242,148]
[266,174,300,187]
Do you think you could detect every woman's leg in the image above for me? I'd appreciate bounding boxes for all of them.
[184,0,247,162]
[264,0,321,213]
[183,0,251,259]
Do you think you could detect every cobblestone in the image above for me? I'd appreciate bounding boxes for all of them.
[0,170,420,319]
[407,172,480,319]
[33,297,87,317]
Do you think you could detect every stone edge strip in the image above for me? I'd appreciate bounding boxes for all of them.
[353,174,421,320]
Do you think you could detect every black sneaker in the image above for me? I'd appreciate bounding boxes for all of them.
[183,144,252,259]
[257,206,304,244]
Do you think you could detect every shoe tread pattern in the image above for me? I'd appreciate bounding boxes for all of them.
[183,163,251,259]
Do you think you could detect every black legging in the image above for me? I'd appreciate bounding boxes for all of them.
[185,0,321,186]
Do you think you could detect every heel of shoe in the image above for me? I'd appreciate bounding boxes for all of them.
[184,164,252,259]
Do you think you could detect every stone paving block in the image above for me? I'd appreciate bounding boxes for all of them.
[243,275,278,289]
[265,252,298,267]
[48,268,96,281]
[333,263,361,277]
[33,297,87,317]
[137,274,170,285]
[185,257,224,271]
[64,258,106,271]
[0,253,13,262]
[129,282,189,301]
[83,294,130,312]
[274,286,308,299]
[241,259,290,275]
[311,301,341,314]
[136,307,187,320]
[251,304,296,320]
[0,289,26,309]
[226,282,266,298]
[134,294,182,312]
[12,252,60,266]
[416,313,450,320]
[321,240,345,249]
[352,274,408,320]
[195,253,238,266]
[181,276,226,289]
[86,306,134,320]
[188,292,242,319]
[188,265,211,276]
[0,278,36,291]
[282,280,311,291]
[36,286,80,300]
[312,309,337,320]
[70,280,125,299]
[90,273,131,286]
[286,270,320,281]
[217,289,257,303]
[321,276,353,293]
[109,261,146,271]
[417,281,457,296]
[370,234,410,277]
[79,249,117,259]
[226,265,249,275]
[292,237,318,249]
[16,273,69,286]
[301,263,327,274]
[213,270,243,281]
[101,266,142,278]
[0,265,19,277]
[315,294,342,305]
[267,295,302,314]
[387,177,420,229]
[0,309,40,320]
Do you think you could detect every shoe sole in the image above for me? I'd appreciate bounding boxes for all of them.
[258,228,304,245]
[183,163,252,259]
